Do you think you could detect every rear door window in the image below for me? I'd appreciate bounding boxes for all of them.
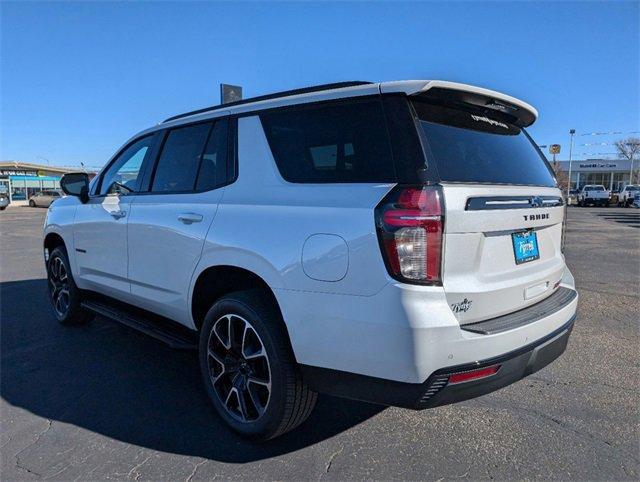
[195,118,229,191]
[151,119,230,193]
[412,101,556,187]
[152,123,212,193]
[260,99,396,183]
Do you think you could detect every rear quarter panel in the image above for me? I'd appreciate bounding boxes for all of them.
[191,115,395,321]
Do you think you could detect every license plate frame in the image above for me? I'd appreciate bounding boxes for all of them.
[511,230,540,265]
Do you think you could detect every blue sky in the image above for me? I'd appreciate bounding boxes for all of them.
[1,1,638,168]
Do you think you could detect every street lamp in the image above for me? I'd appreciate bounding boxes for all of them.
[567,129,576,193]
[628,142,636,185]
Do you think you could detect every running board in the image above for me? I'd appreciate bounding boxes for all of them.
[81,300,197,351]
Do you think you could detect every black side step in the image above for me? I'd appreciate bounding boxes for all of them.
[81,300,197,351]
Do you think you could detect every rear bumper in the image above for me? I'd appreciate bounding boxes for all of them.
[280,266,578,384]
[301,315,574,409]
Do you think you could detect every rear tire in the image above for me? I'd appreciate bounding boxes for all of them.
[199,290,317,440]
[47,246,92,325]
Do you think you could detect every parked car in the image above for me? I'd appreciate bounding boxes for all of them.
[29,189,64,207]
[633,192,640,209]
[618,184,640,207]
[577,185,610,207]
[0,187,9,210]
[44,80,578,440]
[567,189,579,206]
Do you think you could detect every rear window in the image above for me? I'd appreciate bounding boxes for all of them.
[260,99,396,183]
[585,186,605,191]
[412,101,556,187]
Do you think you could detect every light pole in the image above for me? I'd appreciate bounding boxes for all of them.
[567,129,575,193]
[628,142,635,185]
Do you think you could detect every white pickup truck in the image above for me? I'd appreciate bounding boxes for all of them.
[618,185,640,207]
[577,185,610,207]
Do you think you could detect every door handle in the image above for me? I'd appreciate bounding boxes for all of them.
[110,210,126,219]
[178,213,203,224]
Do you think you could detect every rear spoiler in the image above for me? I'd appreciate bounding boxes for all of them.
[381,80,538,128]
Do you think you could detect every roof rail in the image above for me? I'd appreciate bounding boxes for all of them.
[162,81,373,124]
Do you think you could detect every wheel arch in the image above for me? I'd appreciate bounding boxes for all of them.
[190,265,294,355]
[44,231,66,257]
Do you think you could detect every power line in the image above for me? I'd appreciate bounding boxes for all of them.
[580,130,638,136]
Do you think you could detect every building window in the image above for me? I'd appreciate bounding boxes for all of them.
[612,173,630,192]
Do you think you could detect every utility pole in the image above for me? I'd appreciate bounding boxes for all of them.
[567,129,575,193]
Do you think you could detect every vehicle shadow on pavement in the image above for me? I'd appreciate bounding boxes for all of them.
[1,279,384,461]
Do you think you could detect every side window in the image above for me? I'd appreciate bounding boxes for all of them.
[259,99,395,183]
[100,136,153,195]
[151,123,211,193]
[195,118,229,191]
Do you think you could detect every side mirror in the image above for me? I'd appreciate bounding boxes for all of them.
[60,172,90,204]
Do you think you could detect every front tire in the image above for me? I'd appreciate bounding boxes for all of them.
[29,200,35,207]
[47,246,92,325]
[199,290,317,440]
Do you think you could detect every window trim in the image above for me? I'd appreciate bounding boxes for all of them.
[138,116,236,196]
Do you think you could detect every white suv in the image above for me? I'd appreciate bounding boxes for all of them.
[43,80,578,440]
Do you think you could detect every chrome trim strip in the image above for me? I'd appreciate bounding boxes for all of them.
[466,196,563,211]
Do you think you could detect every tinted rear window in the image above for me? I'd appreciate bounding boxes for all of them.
[152,123,212,193]
[413,101,556,187]
[260,99,396,183]
[585,186,605,191]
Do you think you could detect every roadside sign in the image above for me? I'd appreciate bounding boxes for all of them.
[220,84,242,104]
[549,144,561,155]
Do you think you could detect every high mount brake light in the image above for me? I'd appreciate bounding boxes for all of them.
[375,186,444,284]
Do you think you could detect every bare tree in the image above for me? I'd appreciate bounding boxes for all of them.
[615,137,640,184]
[551,160,569,193]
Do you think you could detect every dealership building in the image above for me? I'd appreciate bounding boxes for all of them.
[556,158,636,191]
[0,161,95,204]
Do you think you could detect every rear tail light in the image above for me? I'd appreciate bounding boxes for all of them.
[448,364,501,384]
[375,185,444,284]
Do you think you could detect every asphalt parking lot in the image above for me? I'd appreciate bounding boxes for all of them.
[1,205,638,481]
